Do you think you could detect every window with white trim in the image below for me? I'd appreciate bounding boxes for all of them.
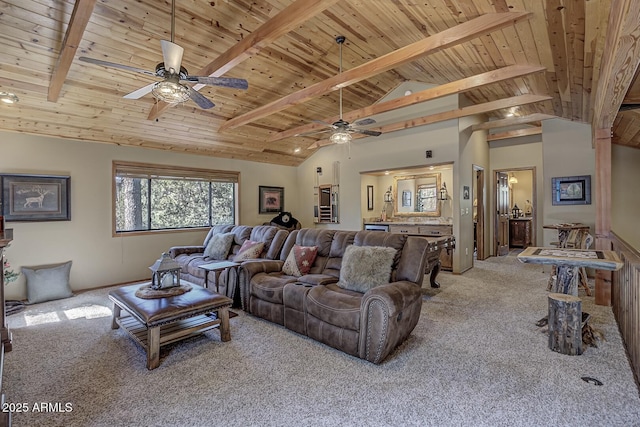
[113,161,238,233]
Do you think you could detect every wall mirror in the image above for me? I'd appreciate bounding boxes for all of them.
[393,173,441,217]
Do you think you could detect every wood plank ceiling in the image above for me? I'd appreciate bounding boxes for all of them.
[0,0,635,167]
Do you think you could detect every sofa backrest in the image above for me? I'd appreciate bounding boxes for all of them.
[395,236,430,286]
[247,225,289,260]
[322,231,357,279]
[203,224,235,248]
[279,228,336,273]
[227,225,253,259]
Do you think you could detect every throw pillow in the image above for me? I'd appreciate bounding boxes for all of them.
[234,240,265,261]
[203,232,235,260]
[337,245,397,293]
[22,261,73,304]
[282,245,318,277]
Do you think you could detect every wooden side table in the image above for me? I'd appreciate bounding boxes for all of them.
[199,261,241,292]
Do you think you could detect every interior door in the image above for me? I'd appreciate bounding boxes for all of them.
[496,171,510,256]
[475,168,486,260]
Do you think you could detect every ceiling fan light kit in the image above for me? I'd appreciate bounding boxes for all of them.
[0,92,19,104]
[330,131,352,144]
[151,78,190,104]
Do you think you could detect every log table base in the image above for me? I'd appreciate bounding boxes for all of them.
[548,293,592,356]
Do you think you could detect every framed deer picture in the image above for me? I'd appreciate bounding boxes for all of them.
[1,174,70,221]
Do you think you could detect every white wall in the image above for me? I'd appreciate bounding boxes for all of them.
[459,114,489,272]
[612,144,640,250]
[0,132,297,300]
[541,119,595,246]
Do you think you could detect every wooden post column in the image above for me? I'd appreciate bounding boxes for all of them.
[594,128,613,306]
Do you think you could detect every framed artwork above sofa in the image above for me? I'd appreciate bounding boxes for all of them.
[259,186,284,214]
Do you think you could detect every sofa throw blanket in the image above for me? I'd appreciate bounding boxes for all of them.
[337,246,397,293]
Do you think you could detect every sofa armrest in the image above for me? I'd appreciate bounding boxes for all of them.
[168,245,205,258]
[359,281,423,364]
[238,260,284,311]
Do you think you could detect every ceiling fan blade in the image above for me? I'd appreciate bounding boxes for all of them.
[188,87,215,109]
[295,128,332,137]
[352,129,382,137]
[78,57,156,77]
[123,83,155,100]
[160,40,184,73]
[183,76,248,90]
[312,120,337,128]
[355,118,376,126]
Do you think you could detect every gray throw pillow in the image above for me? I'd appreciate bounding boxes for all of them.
[337,245,397,293]
[22,261,73,304]
[203,232,235,260]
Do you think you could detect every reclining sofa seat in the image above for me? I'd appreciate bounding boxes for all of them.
[169,225,287,300]
[239,229,430,364]
[240,228,341,323]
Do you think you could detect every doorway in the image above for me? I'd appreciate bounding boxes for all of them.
[473,166,486,260]
[493,167,537,256]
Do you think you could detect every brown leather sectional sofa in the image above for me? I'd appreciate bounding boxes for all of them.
[238,228,436,364]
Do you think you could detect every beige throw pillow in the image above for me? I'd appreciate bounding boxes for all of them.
[203,232,235,260]
[337,245,397,293]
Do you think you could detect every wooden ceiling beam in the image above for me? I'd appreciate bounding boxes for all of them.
[471,113,556,131]
[308,94,551,149]
[146,0,341,121]
[487,127,542,141]
[270,64,546,143]
[220,11,532,132]
[592,0,640,130]
[47,0,97,102]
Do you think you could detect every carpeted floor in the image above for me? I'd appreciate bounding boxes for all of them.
[4,255,640,427]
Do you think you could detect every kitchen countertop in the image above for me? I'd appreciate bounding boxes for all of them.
[363,220,453,226]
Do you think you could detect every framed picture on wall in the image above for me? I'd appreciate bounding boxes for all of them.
[551,175,591,206]
[259,186,284,214]
[1,174,71,221]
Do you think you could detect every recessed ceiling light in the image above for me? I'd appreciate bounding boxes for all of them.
[506,113,514,117]
[0,92,19,104]
[294,147,301,153]
[404,90,413,96]
[384,171,390,175]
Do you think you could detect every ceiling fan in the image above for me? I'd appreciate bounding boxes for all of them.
[78,0,248,109]
[297,36,382,145]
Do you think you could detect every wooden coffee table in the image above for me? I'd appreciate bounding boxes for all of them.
[109,282,232,369]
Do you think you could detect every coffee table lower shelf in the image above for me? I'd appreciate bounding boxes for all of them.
[115,312,223,350]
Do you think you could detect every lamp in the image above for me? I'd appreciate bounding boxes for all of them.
[330,131,352,145]
[439,182,448,201]
[0,92,19,104]
[384,186,393,203]
[151,75,190,104]
[509,173,518,185]
[512,204,521,218]
[149,252,182,290]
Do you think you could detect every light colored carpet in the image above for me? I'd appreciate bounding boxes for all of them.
[4,255,640,427]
